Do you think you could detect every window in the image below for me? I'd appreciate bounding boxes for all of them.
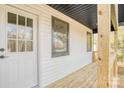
[52,16,69,57]
[7,12,33,52]
[87,32,92,52]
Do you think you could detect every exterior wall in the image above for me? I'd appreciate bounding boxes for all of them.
[8,4,93,87]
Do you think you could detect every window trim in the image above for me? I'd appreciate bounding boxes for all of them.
[52,16,69,57]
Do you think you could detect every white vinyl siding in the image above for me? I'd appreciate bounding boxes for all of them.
[7,4,93,87]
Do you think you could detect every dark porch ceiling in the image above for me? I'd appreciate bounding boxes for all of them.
[48,4,115,33]
[48,4,97,33]
[118,4,124,26]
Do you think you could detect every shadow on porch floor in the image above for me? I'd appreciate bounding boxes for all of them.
[46,63,98,88]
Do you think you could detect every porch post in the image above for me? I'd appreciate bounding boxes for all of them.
[97,4,111,88]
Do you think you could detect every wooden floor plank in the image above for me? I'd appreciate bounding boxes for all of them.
[47,63,98,88]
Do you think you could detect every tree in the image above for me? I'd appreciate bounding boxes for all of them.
[117,36,124,62]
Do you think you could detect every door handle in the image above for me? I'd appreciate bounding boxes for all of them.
[0,55,8,59]
[0,48,6,59]
[0,48,5,52]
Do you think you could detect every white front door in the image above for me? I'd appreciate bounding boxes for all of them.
[0,5,38,88]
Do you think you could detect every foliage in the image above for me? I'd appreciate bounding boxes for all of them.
[117,28,124,62]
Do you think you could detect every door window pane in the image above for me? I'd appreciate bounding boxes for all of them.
[18,15,25,26]
[18,26,25,39]
[8,12,17,24]
[18,40,25,52]
[25,27,33,40]
[8,40,16,52]
[26,41,33,51]
[27,18,33,27]
[7,24,17,39]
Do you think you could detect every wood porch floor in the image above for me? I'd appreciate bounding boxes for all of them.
[47,63,98,88]
[117,65,124,88]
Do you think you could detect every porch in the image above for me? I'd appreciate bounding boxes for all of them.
[46,62,124,88]
[0,4,123,88]
[46,4,119,88]
[47,63,98,88]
